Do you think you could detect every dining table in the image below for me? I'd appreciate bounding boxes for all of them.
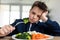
[0,36,60,40]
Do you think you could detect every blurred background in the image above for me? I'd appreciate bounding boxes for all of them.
[0,0,60,27]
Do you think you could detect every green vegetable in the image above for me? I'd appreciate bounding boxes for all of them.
[23,18,29,24]
[26,35,31,40]
[15,33,22,39]
[15,32,31,40]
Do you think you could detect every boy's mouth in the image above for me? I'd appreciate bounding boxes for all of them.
[29,19,36,23]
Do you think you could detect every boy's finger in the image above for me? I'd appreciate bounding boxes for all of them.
[0,29,5,35]
[9,25,15,32]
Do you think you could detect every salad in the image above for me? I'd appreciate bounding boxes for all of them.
[12,31,53,40]
[15,32,31,40]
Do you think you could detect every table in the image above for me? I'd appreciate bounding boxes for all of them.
[0,36,12,40]
[53,36,60,40]
[0,36,60,40]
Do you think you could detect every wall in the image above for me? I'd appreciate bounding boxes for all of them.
[0,0,60,25]
[0,0,41,4]
[46,0,60,25]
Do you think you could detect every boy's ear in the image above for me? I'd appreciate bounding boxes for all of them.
[43,11,48,13]
[43,11,48,16]
[45,11,48,14]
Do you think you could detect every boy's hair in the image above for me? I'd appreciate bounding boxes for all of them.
[31,1,48,12]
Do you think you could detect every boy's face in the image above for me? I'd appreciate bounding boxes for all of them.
[29,6,44,23]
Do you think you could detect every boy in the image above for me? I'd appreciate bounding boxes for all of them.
[0,1,60,37]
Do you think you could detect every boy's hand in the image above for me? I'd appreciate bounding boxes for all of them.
[40,11,48,22]
[0,25,15,37]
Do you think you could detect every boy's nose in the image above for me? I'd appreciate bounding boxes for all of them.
[33,15,37,19]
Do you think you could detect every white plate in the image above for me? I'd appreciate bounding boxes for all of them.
[12,35,28,40]
[12,34,54,40]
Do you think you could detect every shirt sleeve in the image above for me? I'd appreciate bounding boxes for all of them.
[45,19,60,36]
[8,19,23,36]
[10,19,23,26]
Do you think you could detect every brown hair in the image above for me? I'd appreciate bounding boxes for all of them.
[31,1,48,12]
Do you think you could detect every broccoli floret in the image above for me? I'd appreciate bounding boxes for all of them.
[15,33,22,39]
[23,18,29,24]
[15,32,31,40]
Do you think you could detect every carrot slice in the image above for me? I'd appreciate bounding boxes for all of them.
[31,33,49,40]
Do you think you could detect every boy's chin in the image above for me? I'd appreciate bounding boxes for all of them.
[30,21,36,23]
[30,21,34,23]
[29,20,37,23]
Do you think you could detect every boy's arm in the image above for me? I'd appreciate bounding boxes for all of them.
[40,11,60,36]
[8,19,24,36]
[45,19,60,36]
[11,19,23,26]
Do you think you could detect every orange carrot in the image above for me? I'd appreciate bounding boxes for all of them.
[31,33,49,40]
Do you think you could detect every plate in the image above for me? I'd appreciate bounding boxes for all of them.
[12,35,27,40]
[12,35,54,40]
[12,31,54,40]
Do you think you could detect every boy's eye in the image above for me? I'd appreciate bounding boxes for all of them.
[32,12,35,15]
[37,15,40,18]
[32,12,40,18]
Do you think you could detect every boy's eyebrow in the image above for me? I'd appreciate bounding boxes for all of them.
[32,12,36,14]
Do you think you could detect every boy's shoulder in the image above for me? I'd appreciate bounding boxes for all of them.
[16,19,23,21]
[16,18,29,21]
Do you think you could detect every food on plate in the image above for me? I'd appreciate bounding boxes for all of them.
[15,32,31,40]
[31,33,49,40]
[13,31,53,40]
[23,18,29,24]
